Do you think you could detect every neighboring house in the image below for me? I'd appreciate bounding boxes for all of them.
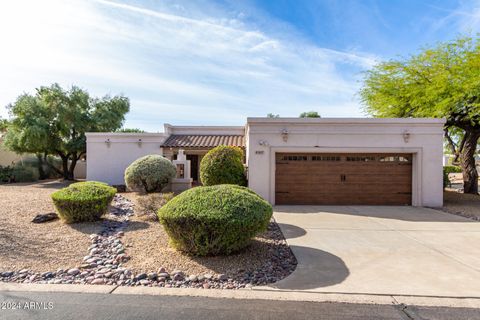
[86,118,445,207]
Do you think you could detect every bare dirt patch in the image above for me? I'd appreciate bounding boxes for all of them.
[0,180,102,272]
[443,189,480,220]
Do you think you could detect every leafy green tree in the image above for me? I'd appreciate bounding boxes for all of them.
[116,128,145,133]
[360,36,480,193]
[266,113,280,118]
[299,111,321,118]
[4,84,130,180]
[0,118,8,133]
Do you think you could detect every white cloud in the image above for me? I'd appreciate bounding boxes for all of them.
[0,0,375,130]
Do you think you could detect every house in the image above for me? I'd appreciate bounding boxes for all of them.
[86,117,445,207]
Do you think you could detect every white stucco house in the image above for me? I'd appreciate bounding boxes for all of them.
[86,117,445,207]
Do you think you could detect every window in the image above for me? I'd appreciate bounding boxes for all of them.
[312,155,341,161]
[398,156,411,162]
[379,156,395,162]
[346,156,376,162]
[281,155,308,161]
[379,155,411,162]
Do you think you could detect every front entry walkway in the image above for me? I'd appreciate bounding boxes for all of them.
[270,206,480,297]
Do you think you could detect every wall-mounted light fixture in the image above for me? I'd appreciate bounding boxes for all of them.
[258,140,269,146]
[281,128,289,142]
[137,138,142,147]
[403,130,410,143]
[105,138,111,148]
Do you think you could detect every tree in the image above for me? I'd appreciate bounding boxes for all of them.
[267,113,280,118]
[299,111,321,118]
[4,84,130,180]
[116,128,145,133]
[0,118,8,133]
[359,36,480,193]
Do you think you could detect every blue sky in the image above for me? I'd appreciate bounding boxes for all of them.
[0,0,479,131]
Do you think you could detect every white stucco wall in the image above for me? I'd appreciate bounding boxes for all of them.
[86,125,245,185]
[246,118,445,207]
[86,133,168,185]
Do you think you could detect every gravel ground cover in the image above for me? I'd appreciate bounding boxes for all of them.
[443,189,480,221]
[0,182,297,289]
[0,180,102,271]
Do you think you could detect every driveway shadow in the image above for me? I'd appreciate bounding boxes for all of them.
[277,223,306,239]
[271,246,349,290]
[274,205,475,223]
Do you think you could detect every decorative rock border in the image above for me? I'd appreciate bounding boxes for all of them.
[1,195,297,289]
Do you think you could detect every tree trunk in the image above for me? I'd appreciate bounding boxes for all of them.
[60,157,74,180]
[36,154,47,180]
[68,156,77,181]
[460,131,480,194]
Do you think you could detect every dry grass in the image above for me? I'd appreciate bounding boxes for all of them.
[0,180,102,272]
[443,189,480,220]
[121,192,284,277]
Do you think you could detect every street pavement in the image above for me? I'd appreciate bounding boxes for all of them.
[1,291,479,320]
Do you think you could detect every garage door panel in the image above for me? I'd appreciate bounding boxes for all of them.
[275,153,412,205]
[276,164,411,175]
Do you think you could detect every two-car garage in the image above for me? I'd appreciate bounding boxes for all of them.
[246,117,445,207]
[275,153,412,205]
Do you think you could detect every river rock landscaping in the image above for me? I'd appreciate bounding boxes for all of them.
[0,181,297,289]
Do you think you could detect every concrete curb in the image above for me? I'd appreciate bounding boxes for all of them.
[0,283,116,294]
[2,282,480,308]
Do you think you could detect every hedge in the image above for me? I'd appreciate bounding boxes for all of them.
[51,181,116,223]
[157,184,272,256]
[199,146,246,186]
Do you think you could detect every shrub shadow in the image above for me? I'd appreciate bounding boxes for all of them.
[271,246,350,290]
[66,218,149,234]
[276,223,306,239]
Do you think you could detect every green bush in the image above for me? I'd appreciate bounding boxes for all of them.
[0,165,13,183]
[12,166,38,182]
[124,155,176,193]
[51,181,117,223]
[157,185,272,256]
[443,165,462,188]
[199,146,246,186]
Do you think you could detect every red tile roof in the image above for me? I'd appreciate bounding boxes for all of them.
[161,135,245,148]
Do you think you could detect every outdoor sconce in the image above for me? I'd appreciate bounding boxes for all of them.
[105,138,111,148]
[258,140,269,146]
[137,138,142,147]
[403,130,410,143]
[281,128,289,142]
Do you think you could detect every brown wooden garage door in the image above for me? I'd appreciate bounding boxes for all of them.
[275,153,412,205]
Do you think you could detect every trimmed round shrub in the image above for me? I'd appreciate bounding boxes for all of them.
[157,184,273,256]
[199,146,246,186]
[124,155,176,193]
[51,181,117,223]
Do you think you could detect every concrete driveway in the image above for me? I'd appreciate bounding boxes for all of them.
[270,206,480,297]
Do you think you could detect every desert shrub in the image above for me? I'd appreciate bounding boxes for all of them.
[136,192,174,221]
[0,165,13,183]
[443,165,462,188]
[157,185,272,256]
[199,146,246,186]
[124,155,176,193]
[12,166,38,182]
[51,181,117,223]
